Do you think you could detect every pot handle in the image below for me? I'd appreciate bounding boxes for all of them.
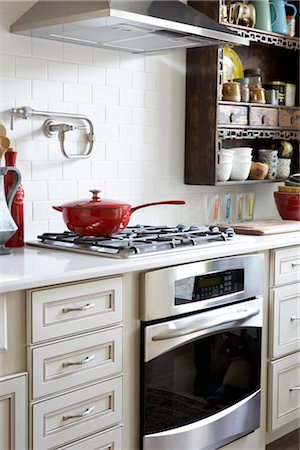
[130,200,185,214]
[53,205,63,212]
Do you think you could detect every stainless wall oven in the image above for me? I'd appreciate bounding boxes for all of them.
[140,254,264,450]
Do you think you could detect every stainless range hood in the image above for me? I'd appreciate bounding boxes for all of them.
[10,0,249,53]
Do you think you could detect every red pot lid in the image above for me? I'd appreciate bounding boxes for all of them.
[58,190,131,209]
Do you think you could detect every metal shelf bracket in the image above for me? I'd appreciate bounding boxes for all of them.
[10,106,95,159]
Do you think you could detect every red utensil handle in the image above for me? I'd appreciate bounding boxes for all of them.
[130,200,185,213]
[53,205,63,212]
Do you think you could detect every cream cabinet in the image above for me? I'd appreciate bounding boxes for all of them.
[0,373,27,450]
[268,246,300,432]
[26,276,124,450]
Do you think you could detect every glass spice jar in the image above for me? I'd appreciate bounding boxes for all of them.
[233,77,250,102]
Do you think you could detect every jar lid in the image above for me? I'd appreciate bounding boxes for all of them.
[264,81,286,86]
[244,68,261,76]
[233,77,250,85]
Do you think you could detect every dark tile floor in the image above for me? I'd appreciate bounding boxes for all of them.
[267,429,300,450]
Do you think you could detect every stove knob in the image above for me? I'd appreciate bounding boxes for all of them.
[225,227,235,237]
[190,224,201,231]
[177,223,187,231]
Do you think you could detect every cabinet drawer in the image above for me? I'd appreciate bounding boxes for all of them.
[29,327,122,400]
[59,425,122,449]
[249,107,278,127]
[279,108,300,129]
[270,284,300,359]
[268,352,300,431]
[218,105,248,125]
[27,277,123,343]
[271,246,300,286]
[31,376,122,449]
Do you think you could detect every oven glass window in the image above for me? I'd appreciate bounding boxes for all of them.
[143,327,261,434]
[175,269,244,305]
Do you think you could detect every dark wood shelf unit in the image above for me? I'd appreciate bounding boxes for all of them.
[185,0,300,186]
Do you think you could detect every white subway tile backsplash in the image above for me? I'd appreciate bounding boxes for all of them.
[64,82,91,103]
[33,79,63,100]
[16,140,48,161]
[0,32,31,56]
[107,68,132,88]
[131,143,155,161]
[77,180,105,197]
[78,103,105,124]
[106,105,132,125]
[119,161,142,178]
[105,179,131,198]
[48,180,78,200]
[48,61,77,82]
[32,38,64,61]
[132,108,156,126]
[120,53,145,72]
[106,143,131,161]
[91,161,118,179]
[93,48,120,68]
[92,85,119,105]
[120,88,144,107]
[33,201,61,220]
[62,160,91,180]
[32,161,63,180]
[25,220,49,240]
[63,42,93,65]
[78,65,105,84]
[2,76,31,98]
[131,178,155,196]
[22,181,48,201]
[132,72,157,91]
[0,55,14,76]
[93,123,119,142]
[119,125,143,143]
[15,56,47,79]
[17,161,31,180]
[48,219,66,233]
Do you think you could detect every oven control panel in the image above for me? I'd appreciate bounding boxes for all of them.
[175,269,244,305]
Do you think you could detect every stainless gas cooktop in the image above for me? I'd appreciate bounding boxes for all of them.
[27,224,236,258]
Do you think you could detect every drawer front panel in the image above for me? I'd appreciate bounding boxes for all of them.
[270,284,300,358]
[30,327,123,400]
[269,353,300,431]
[32,376,122,449]
[28,277,123,343]
[218,105,248,125]
[279,108,300,129]
[249,107,278,127]
[272,247,300,286]
[59,426,122,449]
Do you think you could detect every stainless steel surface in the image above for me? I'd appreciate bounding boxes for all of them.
[10,106,95,159]
[145,297,263,361]
[144,390,260,450]
[27,225,237,258]
[140,254,264,321]
[10,0,249,53]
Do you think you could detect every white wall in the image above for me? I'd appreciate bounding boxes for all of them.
[0,1,280,240]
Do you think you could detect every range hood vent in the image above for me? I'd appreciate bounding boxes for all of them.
[10,0,249,53]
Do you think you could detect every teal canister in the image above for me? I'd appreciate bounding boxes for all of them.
[270,0,297,34]
[252,0,272,31]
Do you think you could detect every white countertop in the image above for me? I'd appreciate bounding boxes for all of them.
[0,232,299,293]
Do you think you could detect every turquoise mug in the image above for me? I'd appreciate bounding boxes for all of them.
[270,0,297,34]
[252,0,273,31]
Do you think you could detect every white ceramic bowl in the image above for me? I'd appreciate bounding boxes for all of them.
[220,149,234,156]
[219,153,234,163]
[217,162,232,181]
[233,154,252,163]
[230,147,253,156]
[230,161,251,181]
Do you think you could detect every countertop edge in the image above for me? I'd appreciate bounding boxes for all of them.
[1,232,299,293]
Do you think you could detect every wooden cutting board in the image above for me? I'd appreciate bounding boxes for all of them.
[218,220,300,235]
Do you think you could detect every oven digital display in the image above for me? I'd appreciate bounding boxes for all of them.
[175,269,244,305]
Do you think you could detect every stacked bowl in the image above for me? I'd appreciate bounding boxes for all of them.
[217,149,234,182]
[274,174,300,221]
[229,147,253,181]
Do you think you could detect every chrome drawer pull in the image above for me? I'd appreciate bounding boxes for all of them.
[62,303,95,313]
[290,316,300,321]
[62,354,95,367]
[63,406,95,421]
[291,262,300,267]
[289,386,300,392]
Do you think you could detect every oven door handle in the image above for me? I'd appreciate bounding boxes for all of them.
[152,307,260,341]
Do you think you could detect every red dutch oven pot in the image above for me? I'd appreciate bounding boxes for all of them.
[53,190,186,237]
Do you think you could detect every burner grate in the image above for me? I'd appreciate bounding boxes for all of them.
[34,225,235,258]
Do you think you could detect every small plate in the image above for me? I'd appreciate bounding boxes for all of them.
[223,47,244,83]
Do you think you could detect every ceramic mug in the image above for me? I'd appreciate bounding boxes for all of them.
[252,0,273,31]
[222,81,241,102]
[277,158,291,179]
[258,149,278,180]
